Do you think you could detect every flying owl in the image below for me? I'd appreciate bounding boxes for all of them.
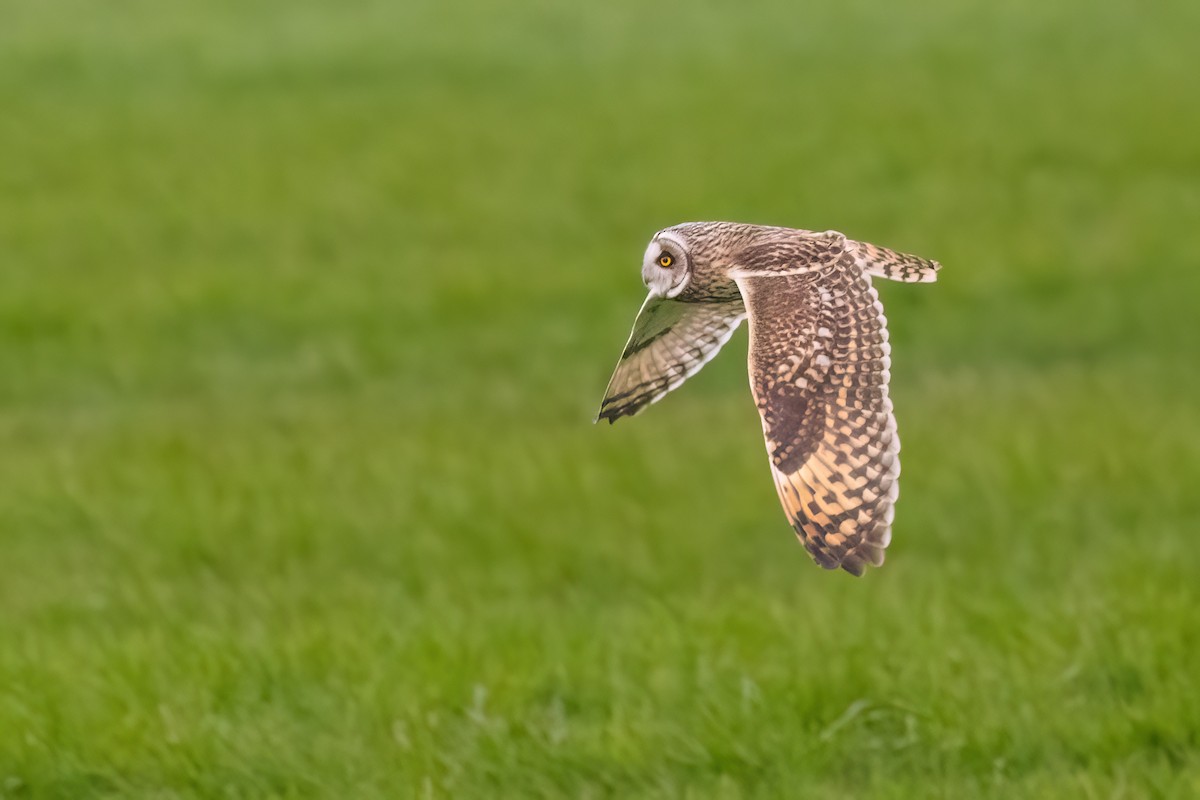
[597,222,941,575]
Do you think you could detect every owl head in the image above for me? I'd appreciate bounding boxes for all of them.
[640,221,756,300]
[640,229,693,298]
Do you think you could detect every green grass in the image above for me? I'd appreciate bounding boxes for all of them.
[2,0,1199,796]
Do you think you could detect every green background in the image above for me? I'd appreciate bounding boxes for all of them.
[2,1,1198,796]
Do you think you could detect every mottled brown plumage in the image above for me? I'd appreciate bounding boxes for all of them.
[598,222,941,575]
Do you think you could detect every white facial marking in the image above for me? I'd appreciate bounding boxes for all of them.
[641,232,690,298]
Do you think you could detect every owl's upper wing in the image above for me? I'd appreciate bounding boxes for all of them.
[736,264,898,576]
[596,294,746,423]
[850,240,941,283]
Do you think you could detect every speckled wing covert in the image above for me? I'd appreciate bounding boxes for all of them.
[736,244,937,575]
[597,295,746,423]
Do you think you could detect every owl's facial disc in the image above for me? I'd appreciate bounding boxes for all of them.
[641,233,690,298]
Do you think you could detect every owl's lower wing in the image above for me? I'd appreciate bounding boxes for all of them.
[736,266,898,576]
[597,295,746,423]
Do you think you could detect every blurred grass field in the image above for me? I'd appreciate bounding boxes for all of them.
[2,0,1199,797]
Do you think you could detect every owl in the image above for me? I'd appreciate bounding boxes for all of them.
[597,222,940,575]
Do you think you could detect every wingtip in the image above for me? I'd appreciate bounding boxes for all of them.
[595,408,619,425]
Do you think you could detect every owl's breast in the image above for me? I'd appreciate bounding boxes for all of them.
[675,273,742,304]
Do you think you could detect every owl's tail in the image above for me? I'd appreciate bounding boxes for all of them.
[851,241,941,283]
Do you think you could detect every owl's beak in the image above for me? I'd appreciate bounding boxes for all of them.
[642,263,682,298]
[641,264,665,297]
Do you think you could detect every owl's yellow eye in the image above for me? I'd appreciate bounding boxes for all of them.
[658,253,674,268]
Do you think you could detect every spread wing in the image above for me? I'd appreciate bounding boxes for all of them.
[850,240,941,283]
[736,264,899,575]
[597,295,746,423]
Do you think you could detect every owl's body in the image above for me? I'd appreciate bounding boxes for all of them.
[597,222,940,575]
